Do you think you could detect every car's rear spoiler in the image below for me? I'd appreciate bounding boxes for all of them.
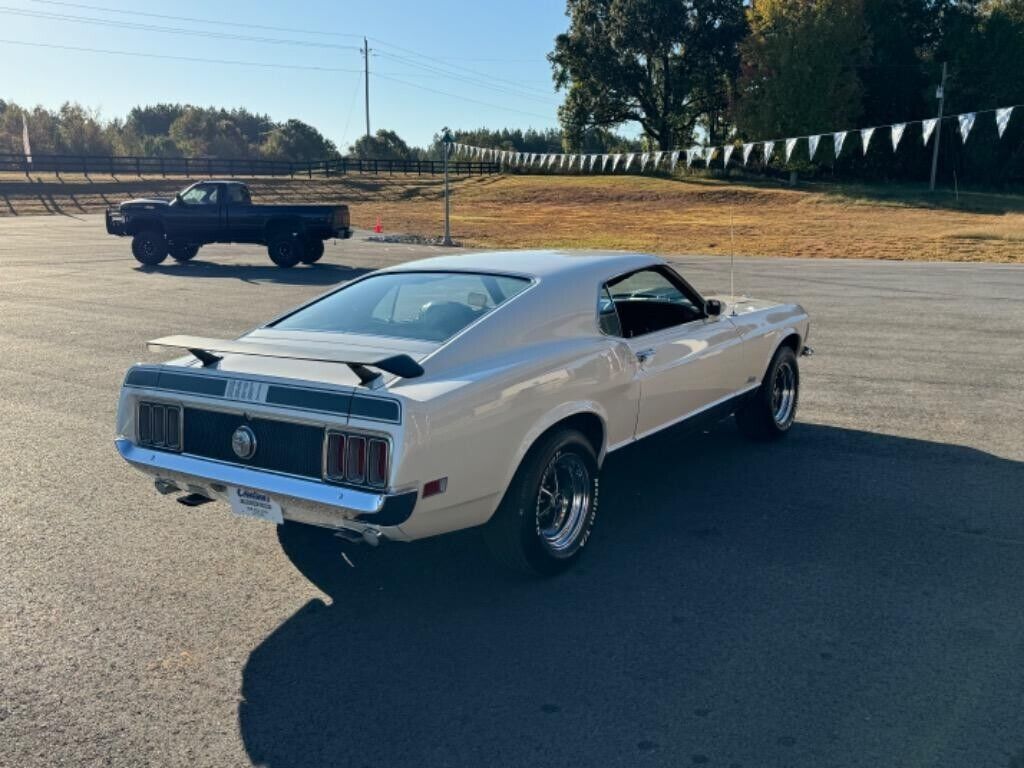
[147,335,424,387]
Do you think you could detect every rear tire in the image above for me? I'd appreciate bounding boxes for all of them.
[131,229,167,266]
[736,345,799,440]
[483,428,599,576]
[300,238,325,264]
[267,235,301,268]
[169,243,199,262]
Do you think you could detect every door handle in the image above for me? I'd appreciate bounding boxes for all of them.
[635,348,656,364]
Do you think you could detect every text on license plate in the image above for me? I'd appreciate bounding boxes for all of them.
[228,487,283,525]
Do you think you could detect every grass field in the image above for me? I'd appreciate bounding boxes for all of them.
[1,171,1021,262]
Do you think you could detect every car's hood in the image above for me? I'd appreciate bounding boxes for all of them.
[193,329,440,388]
[120,198,170,209]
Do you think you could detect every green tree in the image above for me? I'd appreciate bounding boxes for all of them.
[262,119,339,161]
[348,129,416,159]
[168,107,248,157]
[549,0,747,150]
[732,0,869,164]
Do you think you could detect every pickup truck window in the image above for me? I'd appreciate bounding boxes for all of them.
[226,185,251,204]
[272,271,531,342]
[180,184,219,205]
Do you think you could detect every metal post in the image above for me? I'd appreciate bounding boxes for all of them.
[929,62,947,192]
[441,128,453,246]
[363,38,371,138]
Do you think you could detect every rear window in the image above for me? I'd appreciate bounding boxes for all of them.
[272,271,531,342]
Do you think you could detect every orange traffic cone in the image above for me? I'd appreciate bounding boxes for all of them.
[373,217,383,234]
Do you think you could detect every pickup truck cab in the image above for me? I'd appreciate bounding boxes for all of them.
[105,180,353,268]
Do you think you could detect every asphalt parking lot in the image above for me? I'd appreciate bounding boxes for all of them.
[1,214,1022,768]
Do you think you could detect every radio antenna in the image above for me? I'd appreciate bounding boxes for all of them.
[729,204,737,313]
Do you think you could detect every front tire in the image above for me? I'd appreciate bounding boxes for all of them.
[736,345,800,440]
[267,235,301,268]
[131,229,167,266]
[300,238,325,264]
[483,428,599,576]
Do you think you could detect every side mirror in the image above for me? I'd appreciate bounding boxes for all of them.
[705,299,724,317]
[174,193,184,205]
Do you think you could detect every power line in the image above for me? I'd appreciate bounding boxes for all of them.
[0,6,361,50]
[372,72,556,122]
[370,36,551,96]
[374,50,558,105]
[27,0,362,37]
[0,38,364,72]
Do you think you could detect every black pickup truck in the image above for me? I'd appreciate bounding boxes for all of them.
[105,180,353,268]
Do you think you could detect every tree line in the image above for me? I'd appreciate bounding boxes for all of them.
[550,0,1024,182]
[0,102,341,162]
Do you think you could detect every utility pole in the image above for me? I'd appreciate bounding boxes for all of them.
[363,37,371,138]
[929,61,947,192]
[441,127,453,246]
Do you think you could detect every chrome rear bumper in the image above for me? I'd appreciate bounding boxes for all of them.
[115,438,416,528]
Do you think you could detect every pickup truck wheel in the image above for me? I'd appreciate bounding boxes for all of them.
[736,345,799,440]
[300,239,325,264]
[484,428,599,576]
[267,236,301,268]
[131,230,167,266]
[169,244,199,262]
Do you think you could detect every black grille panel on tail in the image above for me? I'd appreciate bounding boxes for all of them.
[181,408,323,479]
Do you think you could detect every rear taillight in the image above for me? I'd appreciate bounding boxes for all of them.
[138,401,182,451]
[325,431,388,489]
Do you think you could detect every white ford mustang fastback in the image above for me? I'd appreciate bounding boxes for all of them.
[116,250,811,574]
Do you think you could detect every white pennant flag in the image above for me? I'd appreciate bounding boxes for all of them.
[702,146,714,165]
[764,141,775,163]
[568,154,577,171]
[742,143,754,165]
[624,153,636,171]
[669,150,680,171]
[996,107,1014,138]
[891,123,906,151]
[611,154,622,172]
[921,119,937,145]
[653,151,663,169]
[686,147,697,167]
[723,145,735,166]
[639,153,650,172]
[833,131,847,157]
[861,127,875,155]
[808,135,821,160]
[590,154,599,171]
[958,112,976,141]
[784,137,798,163]
[601,154,609,172]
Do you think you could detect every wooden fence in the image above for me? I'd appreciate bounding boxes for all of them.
[0,153,499,177]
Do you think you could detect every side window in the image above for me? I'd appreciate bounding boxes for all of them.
[180,184,219,205]
[226,185,251,204]
[598,286,623,336]
[603,267,705,338]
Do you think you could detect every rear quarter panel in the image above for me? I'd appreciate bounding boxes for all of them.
[381,337,639,540]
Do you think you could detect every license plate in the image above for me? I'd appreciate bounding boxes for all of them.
[228,487,283,525]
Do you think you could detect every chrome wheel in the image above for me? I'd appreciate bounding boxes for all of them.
[535,452,591,556]
[771,360,797,426]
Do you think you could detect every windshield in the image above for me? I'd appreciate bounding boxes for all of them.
[272,271,531,342]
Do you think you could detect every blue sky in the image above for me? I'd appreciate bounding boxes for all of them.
[1,0,575,149]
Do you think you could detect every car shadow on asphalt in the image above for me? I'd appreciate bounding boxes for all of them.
[238,421,1024,768]
[135,260,372,286]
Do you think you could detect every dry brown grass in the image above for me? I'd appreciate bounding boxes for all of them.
[1,171,1021,262]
